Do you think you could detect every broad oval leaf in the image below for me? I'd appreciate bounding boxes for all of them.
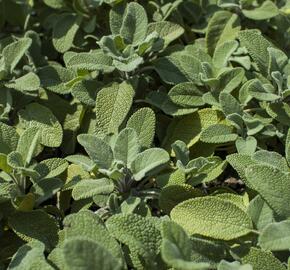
[171,197,253,240]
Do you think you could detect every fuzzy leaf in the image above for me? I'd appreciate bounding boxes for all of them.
[3,38,32,73]
[259,220,290,251]
[0,122,19,155]
[72,178,114,200]
[130,148,170,181]
[239,30,272,76]
[171,197,252,240]
[126,107,156,148]
[206,11,240,56]
[242,1,279,21]
[200,124,238,143]
[18,103,63,147]
[53,14,81,53]
[77,134,113,169]
[113,128,140,166]
[106,213,161,260]
[5,72,40,92]
[245,165,290,218]
[161,221,210,270]
[62,238,123,270]
[96,82,134,135]
[120,2,148,45]
[8,241,54,270]
[8,210,59,251]
[241,248,286,270]
[147,21,184,48]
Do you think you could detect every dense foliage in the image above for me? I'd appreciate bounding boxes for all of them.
[0,0,290,269]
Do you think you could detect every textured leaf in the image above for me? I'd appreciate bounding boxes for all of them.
[53,14,81,53]
[8,241,54,270]
[242,1,279,20]
[247,79,280,101]
[77,134,113,169]
[161,221,210,270]
[130,148,170,181]
[17,127,40,166]
[163,109,224,151]
[31,178,63,204]
[241,248,286,270]
[147,21,184,48]
[171,197,252,240]
[159,184,203,214]
[245,165,290,218]
[259,220,290,251]
[213,40,239,68]
[126,107,156,148]
[235,136,257,156]
[5,72,40,92]
[38,65,75,94]
[34,158,68,179]
[200,124,238,143]
[96,82,134,135]
[61,211,124,262]
[219,92,242,116]
[66,51,114,73]
[120,2,148,45]
[18,103,63,147]
[154,52,203,85]
[239,30,272,76]
[247,195,275,231]
[62,238,123,270]
[71,80,100,107]
[3,38,32,73]
[72,178,114,200]
[0,122,19,155]
[106,213,161,259]
[8,210,58,251]
[168,82,204,108]
[206,11,240,56]
[113,128,140,166]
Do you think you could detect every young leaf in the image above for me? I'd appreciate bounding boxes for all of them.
[235,136,257,156]
[120,2,148,45]
[77,134,113,169]
[16,127,40,166]
[5,72,40,92]
[259,220,290,251]
[171,197,253,240]
[113,128,140,166]
[3,38,32,73]
[130,148,170,181]
[53,14,81,53]
[96,82,134,135]
[18,103,63,147]
[126,107,156,148]
[238,30,272,76]
[147,21,184,48]
[242,1,279,21]
[206,11,240,56]
[72,178,114,200]
[0,122,19,155]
